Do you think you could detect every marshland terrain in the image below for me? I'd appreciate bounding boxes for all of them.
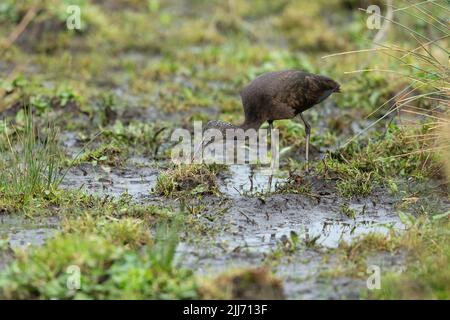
[0,0,448,299]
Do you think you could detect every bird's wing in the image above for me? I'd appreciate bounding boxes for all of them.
[272,71,339,111]
[271,71,310,112]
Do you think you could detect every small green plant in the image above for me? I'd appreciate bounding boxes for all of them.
[56,87,78,108]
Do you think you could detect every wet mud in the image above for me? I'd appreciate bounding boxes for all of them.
[54,159,407,298]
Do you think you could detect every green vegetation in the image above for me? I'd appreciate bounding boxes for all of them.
[314,124,438,198]
[321,213,450,300]
[0,109,65,207]
[0,212,284,299]
[373,216,450,299]
[0,219,198,299]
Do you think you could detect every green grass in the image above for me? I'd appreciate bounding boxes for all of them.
[319,212,450,300]
[0,108,65,207]
[103,120,169,157]
[0,211,284,300]
[369,214,450,299]
[154,164,221,198]
[77,142,123,166]
[315,124,437,198]
[275,173,314,196]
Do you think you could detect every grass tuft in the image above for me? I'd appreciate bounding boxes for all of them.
[154,164,220,197]
[0,107,64,207]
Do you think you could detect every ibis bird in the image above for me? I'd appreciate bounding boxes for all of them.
[205,70,341,171]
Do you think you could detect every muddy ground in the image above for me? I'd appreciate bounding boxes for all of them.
[0,128,416,299]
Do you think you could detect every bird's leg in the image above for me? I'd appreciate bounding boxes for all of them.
[299,113,311,173]
[267,120,274,159]
[268,120,274,192]
[249,165,254,192]
[268,174,273,193]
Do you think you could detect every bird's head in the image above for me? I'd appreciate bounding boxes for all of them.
[191,120,237,161]
[205,120,237,135]
[322,77,341,93]
[308,75,341,105]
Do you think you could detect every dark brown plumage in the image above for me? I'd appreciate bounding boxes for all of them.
[205,70,341,170]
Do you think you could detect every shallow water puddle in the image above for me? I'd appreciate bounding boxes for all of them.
[307,219,404,248]
[62,164,159,198]
[0,215,59,250]
[219,164,288,196]
[231,217,404,250]
[220,196,403,251]
[219,167,404,249]
[177,189,404,289]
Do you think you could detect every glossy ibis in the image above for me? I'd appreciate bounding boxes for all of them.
[205,70,340,171]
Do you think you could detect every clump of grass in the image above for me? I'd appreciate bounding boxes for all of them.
[199,268,284,300]
[105,120,168,157]
[154,164,220,197]
[336,170,373,198]
[0,108,65,207]
[318,153,374,198]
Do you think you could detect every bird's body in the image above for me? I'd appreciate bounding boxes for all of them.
[239,70,340,130]
[204,70,340,170]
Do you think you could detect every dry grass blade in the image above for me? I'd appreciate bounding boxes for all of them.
[0,5,38,55]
